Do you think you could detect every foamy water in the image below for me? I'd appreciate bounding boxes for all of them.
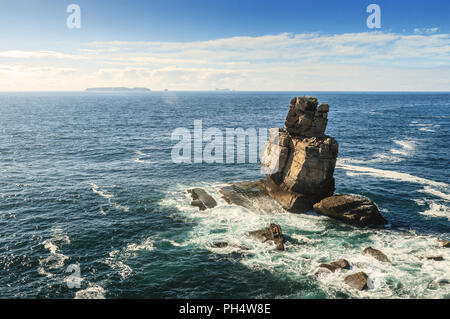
[159,184,450,298]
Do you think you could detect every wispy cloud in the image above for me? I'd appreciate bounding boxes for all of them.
[0,31,449,91]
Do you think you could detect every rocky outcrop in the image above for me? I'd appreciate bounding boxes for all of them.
[438,239,450,248]
[313,195,388,226]
[187,188,217,211]
[344,272,369,291]
[219,180,283,213]
[319,259,351,272]
[249,224,285,251]
[262,96,338,213]
[363,247,391,263]
[426,256,444,261]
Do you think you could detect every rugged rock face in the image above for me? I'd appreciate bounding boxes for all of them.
[262,96,338,213]
[344,272,369,291]
[219,180,283,214]
[313,195,388,226]
[187,188,217,211]
[363,247,391,263]
[249,223,285,251]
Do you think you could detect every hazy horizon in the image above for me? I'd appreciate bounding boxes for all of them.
[0,0,449,91]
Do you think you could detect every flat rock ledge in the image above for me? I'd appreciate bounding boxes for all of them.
[187,188,217,211]
[313,195,388,227]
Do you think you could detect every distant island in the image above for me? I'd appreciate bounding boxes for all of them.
[85,87,151,92]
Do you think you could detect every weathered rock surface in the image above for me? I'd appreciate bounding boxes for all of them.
[219,180,283,213]
[313,195,388,226]
[249,223,285,251]
[363,247,391,263]
[344,272,369,291]
[285,97,329,138]
[187,188,217,211]
[260,96,339,213]
[438,239,450,248]
[319,259,351,272]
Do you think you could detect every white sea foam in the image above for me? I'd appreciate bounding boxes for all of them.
[420,202,450,221]
[410,121,440,133]
[75,285,106,299]
[390,139,417,157]
[134,150,154,164]
[90,183,114,199]
[337,161,448,189]
[90,183,130,213]
[104,237,155,280]
[159,183,450,298]
[38,229,70,278]
[418,186,450,202]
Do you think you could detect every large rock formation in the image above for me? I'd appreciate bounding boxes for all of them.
[216,96,388,226]
[262,96,338,213]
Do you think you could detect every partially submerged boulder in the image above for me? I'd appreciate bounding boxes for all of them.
[344,272,369,291]
[249,223,285,251]
[313,195,387,226]
[187,188,217,211]
[319,259,351,272]
[426,256,444,261]
[438,239,450,248]
[363,247,391,263]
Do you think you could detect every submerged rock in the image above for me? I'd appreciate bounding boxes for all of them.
[363,247,391,263]
[438,239,450,248]
[426,255,444,261]
[213,242,229,248]
[313,195,388,226]
[187,188,217,211]
[344,272,369,291]
[249,223,285,251]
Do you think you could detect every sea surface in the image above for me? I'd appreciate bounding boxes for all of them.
[0,91,449,299]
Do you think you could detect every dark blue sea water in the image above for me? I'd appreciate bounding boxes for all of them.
[0,92,449,299]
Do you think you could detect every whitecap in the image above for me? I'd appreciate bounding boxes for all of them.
[419,202,450,220]
[75,285,106,299]
[390,139,417,157]
[90,183,114,199]
[418,186,450,202]
[38,229,70,277]
[337,161,448,189]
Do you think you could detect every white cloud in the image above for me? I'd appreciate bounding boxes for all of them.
[414,27,440,34]
[0,31,448,91]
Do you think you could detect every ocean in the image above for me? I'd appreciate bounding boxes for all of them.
[0,91,448,299]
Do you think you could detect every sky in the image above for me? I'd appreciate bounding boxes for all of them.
[0,0,449,91]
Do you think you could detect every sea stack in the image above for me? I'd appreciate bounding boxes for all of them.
[262,97,339,213]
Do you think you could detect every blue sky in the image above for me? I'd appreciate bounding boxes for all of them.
[0,0,449,91]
